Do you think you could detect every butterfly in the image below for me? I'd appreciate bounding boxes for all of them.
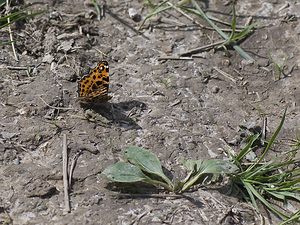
[77,61,112,103]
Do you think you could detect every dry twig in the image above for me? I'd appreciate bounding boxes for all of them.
[39,96,74,111]
[158,56,193,61]
[179,40,224,57]
[68,150,83,187]
[6,0,19,61]
[213,67,237,83]
[62,134,71,213]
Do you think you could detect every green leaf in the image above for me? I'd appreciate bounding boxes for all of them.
[124,146,164,176]
[184,159,239,174]
[102,162,149,183]
[124,146,173,188]
[180,159,239,192]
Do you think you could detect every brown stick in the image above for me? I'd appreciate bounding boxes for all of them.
[62,134,71,213]
[68,150,82,187]
[213,67,237,83]
[6,0,19,61]
[179,40,224,57]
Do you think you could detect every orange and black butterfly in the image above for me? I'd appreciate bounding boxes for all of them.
[77,61,112,103]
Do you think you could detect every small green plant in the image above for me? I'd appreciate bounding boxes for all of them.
[288,136,300,152]
[220,3,256,53]
[229,108,300,222]
[160,77,172,88]
[271,58,287,81]
[140,0,255,61]
[268,50,289,80]
[0,2,43,46]
[90,0,105,21]
[103,146,238,193]
[103,108,300,223]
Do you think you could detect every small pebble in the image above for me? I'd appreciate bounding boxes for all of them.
[222,59,231,66]
[49,11,60,20]
[212,86,219,93]
[128,8,142,22]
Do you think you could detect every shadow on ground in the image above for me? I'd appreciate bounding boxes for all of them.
[80,100,147,129]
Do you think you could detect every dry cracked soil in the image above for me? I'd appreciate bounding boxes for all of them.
[0,0,300,225]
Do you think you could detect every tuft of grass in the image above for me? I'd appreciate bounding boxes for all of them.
[269,55,287,81]
[0,2,43,46]
[140,0,255,61]
[289,136,300,151]
[1,10,24,29]
[229,108,300,222]
[90,0,105,21]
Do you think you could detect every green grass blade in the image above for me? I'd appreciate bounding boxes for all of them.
[243,162,272,179]
[139,0,171,30]
[266,191,286,201]
[243,108,287,173]
[0,10,44,30]
[231,23,256,42]
[271,191,300,202]
[243,181,258,209]
[0,40,13,46]
[244,181,289,219]
[280,210,300,225]
[227,2,236,42]
[187,0,254,61]
[257,108,287,164]
[90,0,101,21]
[235,133,260,163]
[0,0,5,7]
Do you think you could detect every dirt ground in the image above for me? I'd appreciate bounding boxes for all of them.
[0,0,299,224]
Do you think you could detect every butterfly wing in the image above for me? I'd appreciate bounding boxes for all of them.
[78,61,111,102]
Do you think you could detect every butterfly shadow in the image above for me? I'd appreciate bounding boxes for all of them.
[80,100,147,130]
